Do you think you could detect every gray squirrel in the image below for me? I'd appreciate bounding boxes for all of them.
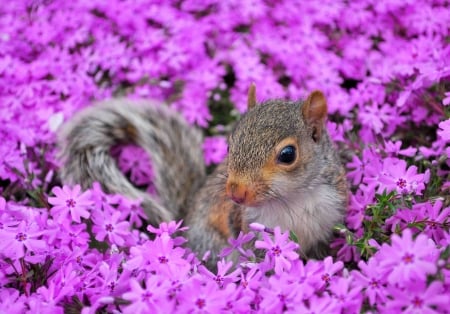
[58,84,348,267]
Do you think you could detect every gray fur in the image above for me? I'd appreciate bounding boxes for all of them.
[58,99,206,226]
[59,96,348,270]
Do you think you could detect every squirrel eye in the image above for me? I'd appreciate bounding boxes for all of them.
[277,145,296,164]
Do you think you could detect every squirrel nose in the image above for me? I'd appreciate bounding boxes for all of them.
[226,181,249,205]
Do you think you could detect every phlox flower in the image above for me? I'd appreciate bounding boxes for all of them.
[328,277,363,313]
[438,118,450,142]
[382,281,449,314]
[48,185,92,223]
[122,276,174,313]
[0,220,47,261]
[352,258,388,306]
[92,206,131,246]
[255,226,299,275]
[116,144,154,186]
[176,276,230,313]
[259,272,304,313]
[311,256,344,289]
[203,136,228,165]
[200,259,241,288]
[147,220,188,246]
[0,288,26,314]
[291,293,339,314]
[377,229,438,285]
[420,200,450,243]
[220,231,255,258]
[147,233,190,278]
[378,157,429,195]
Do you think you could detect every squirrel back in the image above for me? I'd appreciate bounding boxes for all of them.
[58,99,206,226]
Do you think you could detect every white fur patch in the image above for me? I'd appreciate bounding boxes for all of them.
[244,184,344,253]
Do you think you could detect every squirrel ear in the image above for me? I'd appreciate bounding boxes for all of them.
[302,90,328,142]
[247,82,257,110]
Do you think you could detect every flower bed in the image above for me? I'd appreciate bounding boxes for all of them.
[0,1,449,313]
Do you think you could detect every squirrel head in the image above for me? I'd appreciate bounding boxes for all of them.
[225,85,328,207]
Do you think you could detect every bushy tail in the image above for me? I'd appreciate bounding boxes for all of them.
[58,99,206,225]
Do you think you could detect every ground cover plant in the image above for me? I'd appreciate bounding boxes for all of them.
[0,0,449,313]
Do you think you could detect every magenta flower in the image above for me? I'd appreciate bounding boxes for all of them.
[383,281,449,313]
[92,209,131,246]
[377,229,438,285]
[202,136,228,165]
[48,185,92,223]
[0,220,46,260]
[352,258,388,306]
[438,119,450,142]
[177,276,228,313]
[312,256,344,289]
[122,276,174,313]
[116,145,154,186]
[255,226,299,275]
[378,157,429,195]
[200,259,241,288]
[329,277,362,313]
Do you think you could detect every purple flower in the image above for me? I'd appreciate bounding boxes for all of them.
[352,258,388,306]
[177,276,228,313]
[92,208,131,246]
[255,227,299,275]
[438,119,450,142]
[0,220,47,260]
[48,185,92,223]
[329,277,363,313]
[383,281,449,313]
[122,276,174,313]
[116,144,154,186]
[203,136,228,165]
[378,158,429,195]
[312,257,344,289]
[377,229,438,285]
[199,259,241,288]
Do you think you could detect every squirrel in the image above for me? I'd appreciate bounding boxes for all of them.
[58,84,348,267]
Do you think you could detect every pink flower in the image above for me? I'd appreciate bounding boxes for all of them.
[203,136,228,165]
[438,119,450,142]
[122,276,174,313]
[48,185,92,223]
[0,220,47,260]
[352,258,388,306]
[378,158,429,195]
[92,208,131,246]
[116,145,154,186]
[377,229,438,285]
[383,281,449,313]
[255,227,299,275]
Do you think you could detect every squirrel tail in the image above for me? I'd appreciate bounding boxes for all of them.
[58,99,206,225]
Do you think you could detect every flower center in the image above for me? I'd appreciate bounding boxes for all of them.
[142,291,152,301]
[271,245,282,257]
[214,275,224,286]
[396,178,407,189]
[195,298,206,309]
[369,279,379,288]
[412,296,423,308]
[158,256,168,264]
[66,198,76,208]
[105,224,114,232]
[16,232,27,242]
[322,273,331,283]
[402,253,414,264]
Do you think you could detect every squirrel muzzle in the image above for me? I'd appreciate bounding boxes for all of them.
[225,174,259,206]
